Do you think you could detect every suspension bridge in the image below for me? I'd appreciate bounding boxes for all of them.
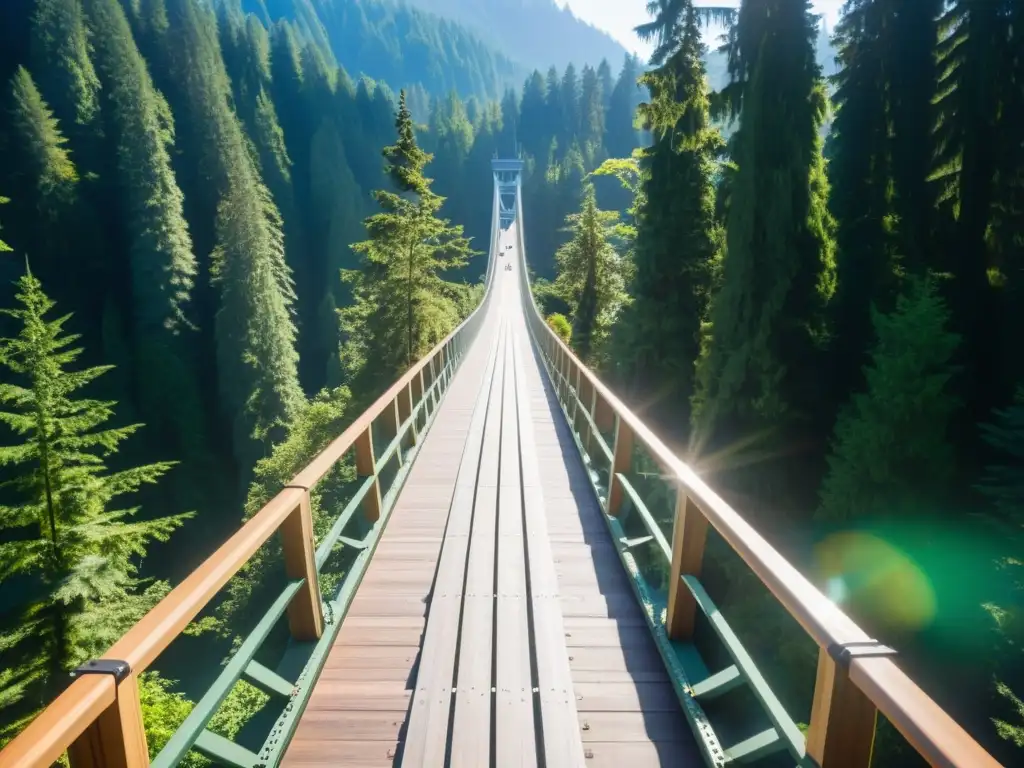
[0,160,1003,768]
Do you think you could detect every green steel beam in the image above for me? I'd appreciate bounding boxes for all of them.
[193,729,260,768]
[723,728,785,764]
[243,660,295,699]
[151,580,304,768]
[681,575,807,762]
[689,665,743,702]
[614,473,672,561]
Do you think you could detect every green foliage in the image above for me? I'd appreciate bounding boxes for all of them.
[553,183,624,364]
[0,196,12,253]
[86,0,208,478]
[219,386,355,631]
[138,672,270,766]
[978,387,1024,753]
[341,91,477,394]
[29,0,101,134]
[546,313,572,344]
[693,0,836,453]
[8,67,78,201]
[0,271,189,736]
[818,278,961,523]
[611,1,723,427]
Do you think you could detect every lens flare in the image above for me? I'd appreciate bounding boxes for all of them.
[814,531,937,631]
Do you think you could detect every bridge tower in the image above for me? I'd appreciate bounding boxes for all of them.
[491,155,524,229]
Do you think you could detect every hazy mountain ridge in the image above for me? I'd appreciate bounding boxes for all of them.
[397,0,630,73]
[244,0,526,105]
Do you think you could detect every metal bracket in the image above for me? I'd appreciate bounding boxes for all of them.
[70,659,131,683]
[827,640,897,669]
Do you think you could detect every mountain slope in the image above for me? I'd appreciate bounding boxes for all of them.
[246,0,525,104]
[399,0,629,73]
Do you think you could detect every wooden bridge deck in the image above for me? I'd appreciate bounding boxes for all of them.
[282,230,700,767]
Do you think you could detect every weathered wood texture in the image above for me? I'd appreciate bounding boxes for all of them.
[509,286,702,766]
[284,234,700,767]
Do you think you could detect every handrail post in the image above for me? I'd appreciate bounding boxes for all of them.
[666,489,709,639]
[281,491,324,641]
[399,381,416,445]
[806,649,878,767]
[68,675,148,768]
[412,371,425,432]
[579,378,596,454]
[593,393,614,437]
[607,414,633,516]
[354,425,383,523]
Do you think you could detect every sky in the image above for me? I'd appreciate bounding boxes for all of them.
[557,0,845,60]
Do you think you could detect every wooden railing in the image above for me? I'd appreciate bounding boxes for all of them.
[511,192,1002,768]
[0,191,501,768]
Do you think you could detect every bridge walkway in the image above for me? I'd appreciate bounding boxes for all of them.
[282,227,699,767]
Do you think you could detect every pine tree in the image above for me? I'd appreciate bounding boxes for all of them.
[827,0,899,401]
[28,0,101,137]
[606,54,641,158]
[693,0,836,484]
[554,183,623,364]
[0,196,11,252]
[6,66,80,302]
[341,91,476,394]
[978,388,1024,755]
[0,271,190,739]
[818,278,961,523]
[612,0,725,428]
[159,0,304,466]
[85,0,208,479]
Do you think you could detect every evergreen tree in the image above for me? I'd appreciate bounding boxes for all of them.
[934,0,1020,420]
[0,271,189,739]
[0,196,11,252]
[693,0,836,497]
[596,58,614,110]
[827,0,899,400]
[553,183,623,364]
[6,66,80,300]
[85,0,209,482]
[160,0,304,466]
[606,54,641,158]
[340,91,475,394]
[28,0,101,137]
[613,0,725,427]
[818,278,961,523]
[978,387,1024,755]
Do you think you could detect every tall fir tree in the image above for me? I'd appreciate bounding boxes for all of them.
[340,91,475,395]
[6,66,80,301]
[692,0,836,505]
[160,0,304,469]
[85,0,209,486]
[553,182,623,364]
[826,0,899,402]
[818,278,961,524]
[612,0,726,428]
[0,271,189,741]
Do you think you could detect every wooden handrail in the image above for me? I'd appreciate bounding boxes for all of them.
[0,191,500,768]
[511,195,1001,768]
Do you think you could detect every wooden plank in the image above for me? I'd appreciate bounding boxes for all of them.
[289,711,408,742]
[402,321,503,767]
[284,741,401,767]
[513,323,586,768]
[284,311,501,768]
[580,742,697,768]
[494,333,537,768]
[450,326,506,768]
[577,712,691,743]
[574,683,680,713]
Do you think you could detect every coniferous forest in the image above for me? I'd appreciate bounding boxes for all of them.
[0,0,1021,765]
